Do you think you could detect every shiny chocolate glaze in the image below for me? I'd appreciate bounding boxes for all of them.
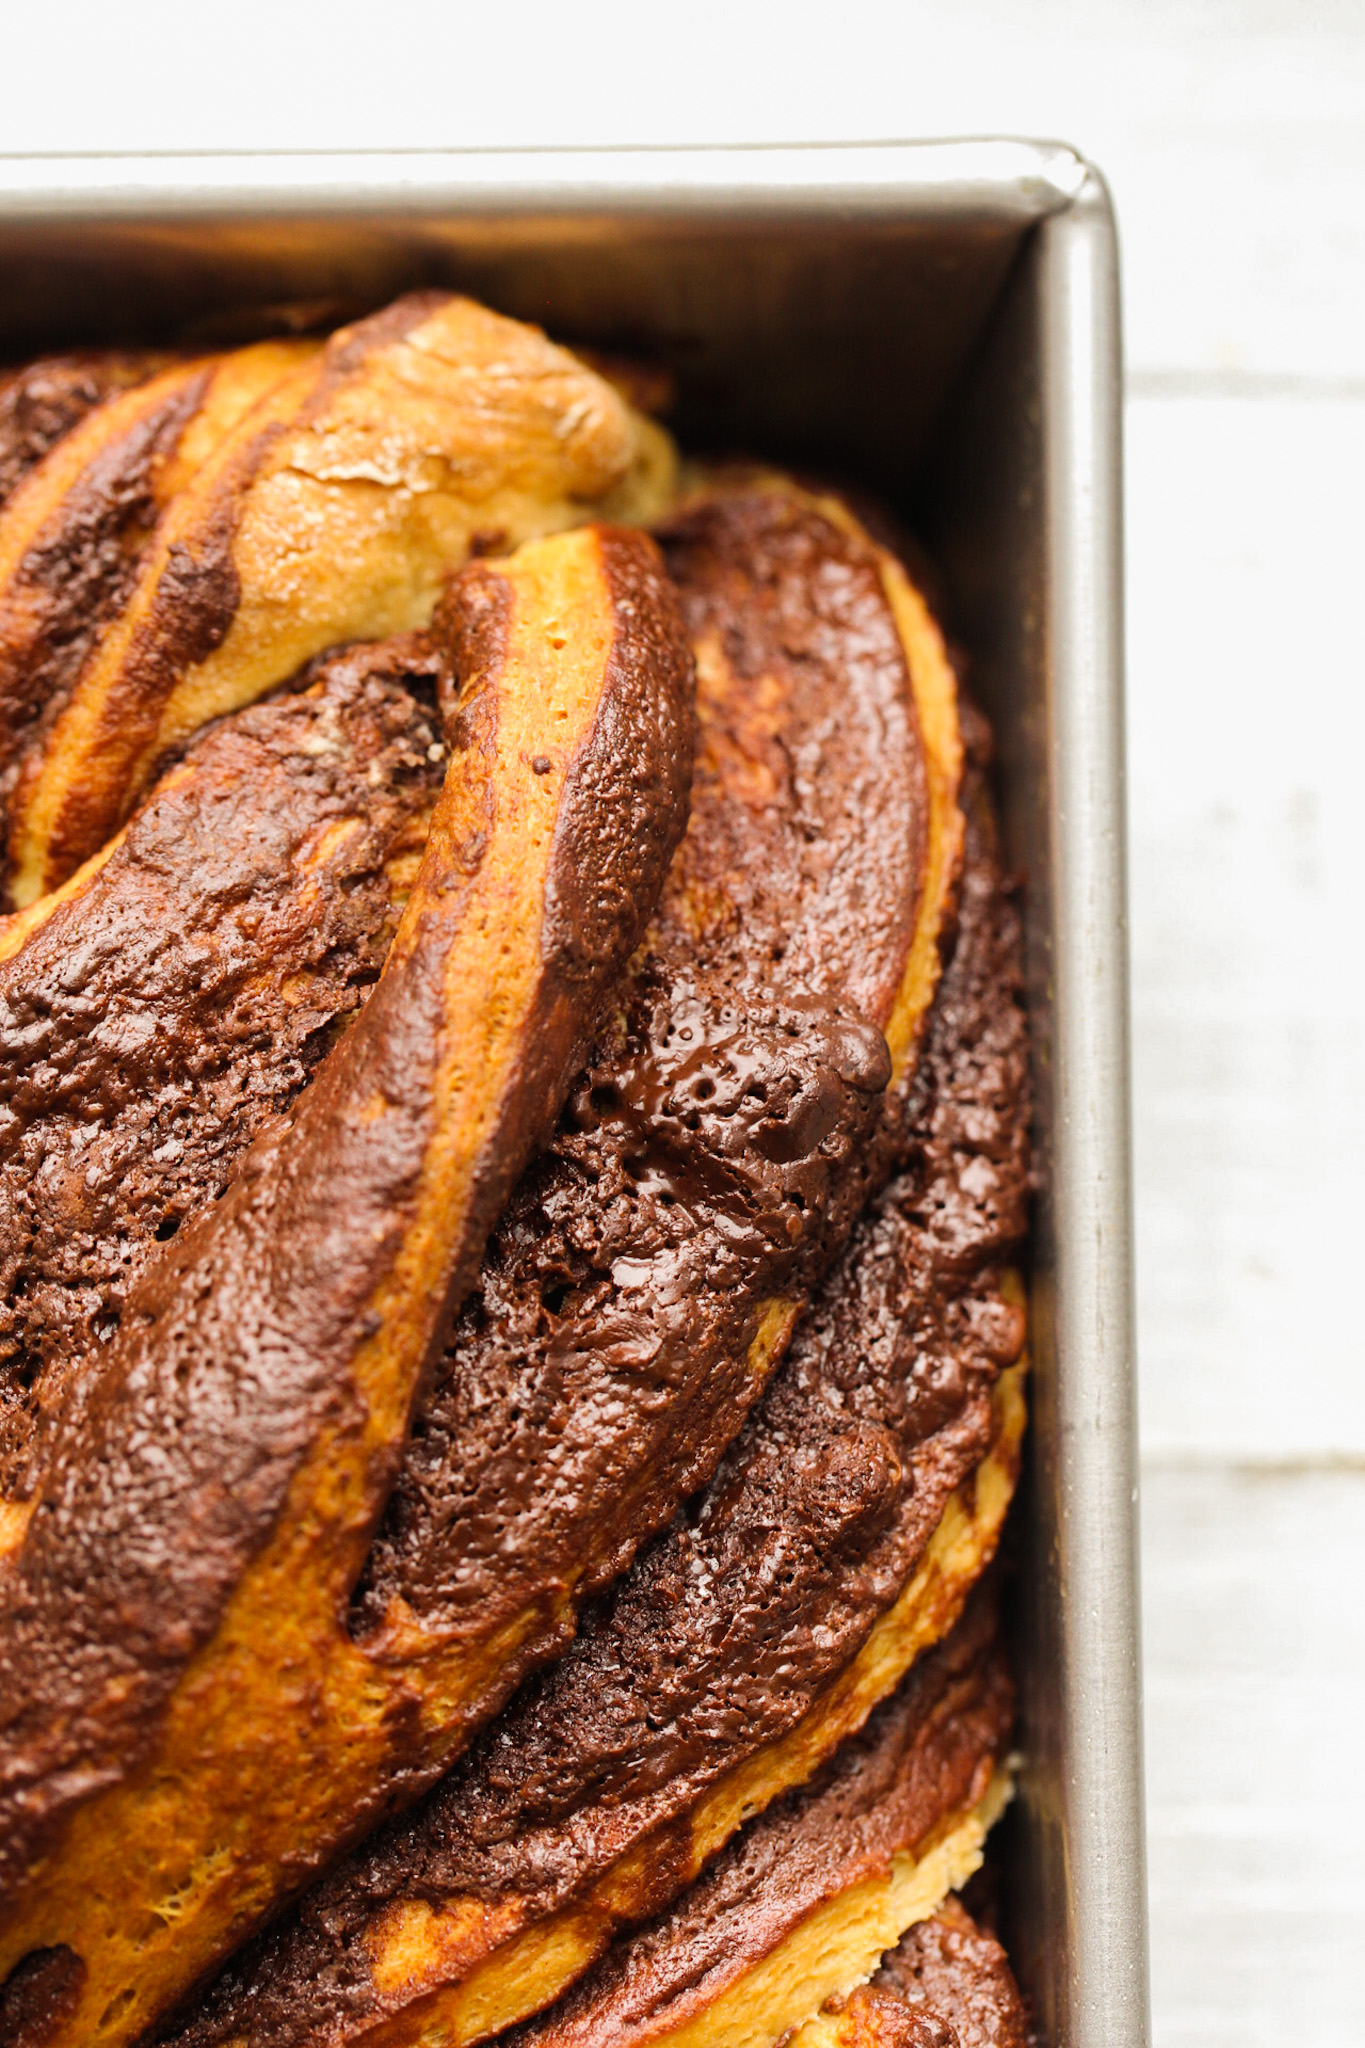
[351,491,927,1646]
[0,635,448,1503]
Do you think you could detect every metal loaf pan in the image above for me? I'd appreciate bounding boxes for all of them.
[0,139,1146,2048]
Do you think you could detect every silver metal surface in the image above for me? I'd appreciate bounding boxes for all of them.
[0,139,1086,217]
[932,167,1148,2048]
[0,140,1147,2048]
[0,140,1083,485]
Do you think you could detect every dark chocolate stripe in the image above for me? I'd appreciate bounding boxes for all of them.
[0,366,213,801]
[865,1896,1029,2048]
[169,746,1025,2048]
[0,635,448,1505]
[0,353,169,512]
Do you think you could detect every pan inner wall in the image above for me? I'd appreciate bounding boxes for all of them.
[0,215,1021,497]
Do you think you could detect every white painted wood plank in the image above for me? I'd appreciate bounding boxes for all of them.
[1127,391,1365,1458]
[6,0,1364,381]
[1141,1460,1365,2047]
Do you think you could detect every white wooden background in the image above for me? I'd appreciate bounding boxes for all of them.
[9,5,1364,2041]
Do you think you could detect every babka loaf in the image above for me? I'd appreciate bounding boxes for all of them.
[0,294,674,907]
[0,296,1035,2048]
[0,470,964,2043]
[164,679,1027,2048]
[0,523,693,2044]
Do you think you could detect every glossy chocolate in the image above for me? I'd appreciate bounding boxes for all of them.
[864,1896,1029,2048]
[352,488,929,1652]
[0,635,448,1504]
[167,725,1026,2048]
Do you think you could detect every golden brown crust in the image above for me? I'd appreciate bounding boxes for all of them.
[0,524,693,2047]
[0,301,1036,2048]
[4,295,675,906]
[0,341,321,896]
[789,1897,1029,2048]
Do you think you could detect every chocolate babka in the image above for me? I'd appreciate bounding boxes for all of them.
[164,696,1028,2048]
[0,294,674,907]
[0,522,694,2042]
[0,294,1032,2048]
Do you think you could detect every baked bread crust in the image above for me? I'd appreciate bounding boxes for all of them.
[0,630,449,1517]
[0,523,693,2046]
[2,295,674,906]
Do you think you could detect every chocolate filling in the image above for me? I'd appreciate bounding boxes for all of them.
[166,724,1027,2048]
[350,491,928,1646]
[494,1587,1013,2047]
[0,353,170,511]
[16,302,438,894]
[863,1895,1029,2048]
[0,637,447,1504]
